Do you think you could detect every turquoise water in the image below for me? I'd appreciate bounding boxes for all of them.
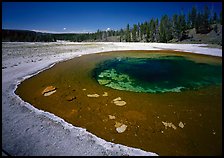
[93,55,222,93]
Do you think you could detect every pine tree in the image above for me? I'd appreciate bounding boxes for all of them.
[119,28,124,42]
[96,29,101,40]
[220,9,222,25]
[172,14,179,40]
[155,18,159,42]
[195,5,211,34]
[159,15,172,42]
[178,14,186,40]
[213,12,217,24]
[146,22,150,42]
[149,19,156,42]
[202,5,210,29]
[126,24,131,42]
[137,22,140,40]
[143,21,148,41]
[195,12,202,33]
[140,23,144,41]
[132,24,138,42]
[191,6,197,28]
[186,11,191,29]
[167,17,173,41]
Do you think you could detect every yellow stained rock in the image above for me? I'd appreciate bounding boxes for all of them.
[42,86,56,94]
[162,121,177,130]
[178,121,185,128]
[42,86,57,96]
[102,92,108,97]
[114,122,122,128]
[115,121,127,133]
[108,115,116,120]
[112,97,126,106]
[113,97,122,102]
[116,124,127,133]
[114,100,126,106]
[87,94,100,97]
[43,90,56,96]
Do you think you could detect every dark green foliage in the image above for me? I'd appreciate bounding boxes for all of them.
[137,22,140,40]
[178,14,187,41]
[212,12,217,24]
[172,14,179,39]
[159,15,173,42]
[125,24,131,42]
[195,12,202,33]
[132,24,138,42]
[214,24,218,33]
[203,5,210,26]
[220,10,222,25]
[119,28,124,42]
[2,30,56,42]
[140,23,144,40]
[149,19,156,42]
[145,22,150,42]
[195,5,212,34]
[186,12,191,29]
[155,18,159,42]
[190,6,197,28]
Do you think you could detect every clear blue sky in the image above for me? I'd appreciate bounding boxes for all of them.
[2,2,222,33]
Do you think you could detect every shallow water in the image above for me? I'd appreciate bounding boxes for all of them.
[16,50,222,156]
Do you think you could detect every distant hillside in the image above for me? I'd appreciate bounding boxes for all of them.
[2,29,56,42]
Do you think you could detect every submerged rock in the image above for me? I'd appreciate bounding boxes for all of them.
[87,94,100,97]
[178,122,184,128]
[114,100,126,106]
[112,97,126,106]
[42,86,56,94]
[43,90,56,96]
[66,96,76,101]
[108,115,116,120]
[172,124,177,130]
[115,123,127,133]
[102,92,108,97]
[113,97,122,102]
[162,121,177,130]
[42,86,57,96]
[114,122,122,128]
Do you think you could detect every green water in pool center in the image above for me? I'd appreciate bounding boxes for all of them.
[93,55,222,93]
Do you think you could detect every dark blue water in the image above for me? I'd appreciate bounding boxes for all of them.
[93,56,222,93]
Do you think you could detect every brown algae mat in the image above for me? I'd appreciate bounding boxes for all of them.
[16,50,222,156]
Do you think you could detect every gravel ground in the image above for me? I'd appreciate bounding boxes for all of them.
[2,42,222,156]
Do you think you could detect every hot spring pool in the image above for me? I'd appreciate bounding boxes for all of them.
[16,50,222,156]
[93,56,221,93]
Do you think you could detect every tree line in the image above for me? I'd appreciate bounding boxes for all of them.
[2,5,222,43]
[2,29,122,42]
[2,29,57,42]
[124,5,222,42]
